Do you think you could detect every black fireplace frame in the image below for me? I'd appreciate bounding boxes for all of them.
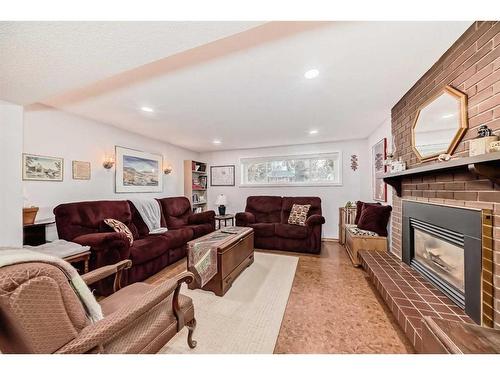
[402,201,482,324]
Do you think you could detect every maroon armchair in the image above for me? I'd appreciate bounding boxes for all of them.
[236,196,325,254]
[54,200,193,295]
[157,197,215,238]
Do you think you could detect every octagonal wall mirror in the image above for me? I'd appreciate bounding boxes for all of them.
[412,85,468,161]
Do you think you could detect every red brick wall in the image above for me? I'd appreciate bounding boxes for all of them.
[390,21,500,326]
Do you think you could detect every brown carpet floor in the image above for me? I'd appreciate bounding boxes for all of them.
[146,241,413,354]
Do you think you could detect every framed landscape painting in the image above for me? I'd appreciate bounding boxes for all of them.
[115,146,163,193]
[23,154,63,181]
[210,165,235,186]
[372,138,387,202]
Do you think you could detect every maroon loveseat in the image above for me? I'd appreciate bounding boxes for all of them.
[54,197,215,295]
[235,196,325,254]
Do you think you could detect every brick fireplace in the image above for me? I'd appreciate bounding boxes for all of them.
[390,21,500,327]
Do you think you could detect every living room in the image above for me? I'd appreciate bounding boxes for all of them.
[1,1,500,372]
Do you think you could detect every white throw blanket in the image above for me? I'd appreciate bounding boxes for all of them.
[0,248,103,323]
[24,239,91,258]
[130,198,168,234]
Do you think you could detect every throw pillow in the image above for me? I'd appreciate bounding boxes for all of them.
[354,201,381,225]
[288,204,311,226]
[103,218,134,245]
[356,204,392,237]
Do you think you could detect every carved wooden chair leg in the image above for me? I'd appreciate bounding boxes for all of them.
[186,318,197,349]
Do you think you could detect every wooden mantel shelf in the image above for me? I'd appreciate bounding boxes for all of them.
[382,153,500,197]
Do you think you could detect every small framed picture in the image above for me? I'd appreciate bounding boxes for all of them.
[72,161,91,180]
[210,165,235,186]
[23,154,63,181]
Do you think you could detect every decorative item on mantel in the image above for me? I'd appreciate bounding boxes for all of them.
[215,194,228,216]
[437,153,451,162]
[389,157,406,173]
[490,141,500,153]
[350,155,358,171]
[469,125,498,157]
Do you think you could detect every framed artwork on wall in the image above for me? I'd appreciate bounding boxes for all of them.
[115,146,163,193]
[372,138,387,202]
[22,154,63,181]
[72,161,91,180]
[210,165,235,186]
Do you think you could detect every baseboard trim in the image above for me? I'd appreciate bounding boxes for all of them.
[322,237,338,242]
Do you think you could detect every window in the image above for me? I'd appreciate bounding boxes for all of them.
[240,152,342,187]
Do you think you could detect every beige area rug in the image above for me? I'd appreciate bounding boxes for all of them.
[160,252,298,354]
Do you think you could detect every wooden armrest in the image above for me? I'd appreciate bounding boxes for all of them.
[82,259,132,292]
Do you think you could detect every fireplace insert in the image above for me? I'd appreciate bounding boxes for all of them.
[402,201,484,324]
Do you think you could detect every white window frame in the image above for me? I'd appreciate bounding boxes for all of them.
[239,151,342,188]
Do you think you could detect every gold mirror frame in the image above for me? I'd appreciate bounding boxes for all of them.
[411,85,468,162]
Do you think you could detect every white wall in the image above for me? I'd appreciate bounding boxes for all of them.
[0,100,24,247]
[23,105,199,239]
[201,140,370,239]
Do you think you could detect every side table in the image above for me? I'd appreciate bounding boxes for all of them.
[215,214,235,229]
[23,220,55,246]
[64,251,91,274]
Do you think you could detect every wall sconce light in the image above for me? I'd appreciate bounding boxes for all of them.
[163,165,173,175]
[103,155,115,169]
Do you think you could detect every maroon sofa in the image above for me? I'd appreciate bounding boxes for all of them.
[54,197,215,295]
[235,196,325,254]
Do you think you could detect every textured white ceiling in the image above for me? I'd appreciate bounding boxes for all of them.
[2,21,472,152]
[0,21,264,104]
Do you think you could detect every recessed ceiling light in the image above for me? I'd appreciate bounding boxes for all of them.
[140,106,154,113]
[212,139,222,145]
[309,129,319,135]
[304,69,319,79]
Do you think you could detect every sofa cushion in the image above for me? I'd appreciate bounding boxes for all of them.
[128,200,156,238]
[287,204,311,226]
[354,201,381,225]
[281,197,322,224]
[245,196,283,223]
[275,223,309,239]
[157,197,192,228]
[54,200,132,240]
[129,236,171,266]
[357,204,392,237]
[249,223,275,237]
[161,228,194,248]
[184,224,212,239]
[103,218,134,245]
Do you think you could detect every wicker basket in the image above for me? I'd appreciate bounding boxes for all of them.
[23,207,39,225]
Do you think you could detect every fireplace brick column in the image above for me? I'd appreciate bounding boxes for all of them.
[390,21,500,327]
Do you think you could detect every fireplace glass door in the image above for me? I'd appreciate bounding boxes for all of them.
[413,228,465,293]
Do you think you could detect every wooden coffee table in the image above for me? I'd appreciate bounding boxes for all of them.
[187,227,254,296]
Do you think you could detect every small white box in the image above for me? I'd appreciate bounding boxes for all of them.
[469,136,499,156]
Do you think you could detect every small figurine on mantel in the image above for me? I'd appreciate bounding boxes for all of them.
[478,125,493,137]
[469,124,499,156]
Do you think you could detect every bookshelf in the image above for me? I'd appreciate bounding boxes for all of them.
[184,160,208,213]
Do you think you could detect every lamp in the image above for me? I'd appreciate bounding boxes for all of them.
[163,165,173,175]
[103,155,115,169]
[215,194,228,215]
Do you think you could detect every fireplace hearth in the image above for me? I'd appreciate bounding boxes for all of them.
[402,200,493,326]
